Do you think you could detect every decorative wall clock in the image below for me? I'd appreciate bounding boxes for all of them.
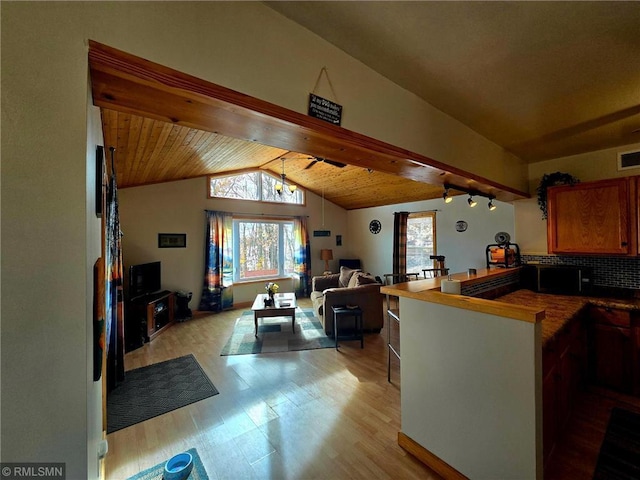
[369,219,382,234]
[455,220,468,232]
[495,231,511,245]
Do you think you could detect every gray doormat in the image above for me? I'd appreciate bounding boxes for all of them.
[107,354,218,433]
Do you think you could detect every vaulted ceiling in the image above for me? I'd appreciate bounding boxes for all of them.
[268,1,640,162]
[96,2,640,210]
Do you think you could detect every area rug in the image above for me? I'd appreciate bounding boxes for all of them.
[220,307,334,356]
[127,448,208,480]
[107,354,219,433]
[593,407,640,479]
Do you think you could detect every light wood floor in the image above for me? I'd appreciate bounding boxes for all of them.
[105,299,435,479]
[105,299,640,479]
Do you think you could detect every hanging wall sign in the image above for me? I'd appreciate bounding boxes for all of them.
[308,94,342,126]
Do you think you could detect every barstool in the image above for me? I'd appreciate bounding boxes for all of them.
[331,305,363,350]
[422,255,449,279]
[384,273,421,383]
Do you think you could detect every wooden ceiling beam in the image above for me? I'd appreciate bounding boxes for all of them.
[89,40,528,203]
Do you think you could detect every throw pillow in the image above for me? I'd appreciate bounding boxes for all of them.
[339,266,361,287]
[347,271,360,289]
[354,272,379,286]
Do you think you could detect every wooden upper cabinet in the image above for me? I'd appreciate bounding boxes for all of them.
[547,177,635,255]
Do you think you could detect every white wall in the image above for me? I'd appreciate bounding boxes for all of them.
[1,39,102,480]
[401,298,541,479]
[347,196,515,278]
[514,142,640,255]
[118,178,348,306]
[86,92,105,479]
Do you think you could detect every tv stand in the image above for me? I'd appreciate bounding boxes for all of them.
[128,290,175,346]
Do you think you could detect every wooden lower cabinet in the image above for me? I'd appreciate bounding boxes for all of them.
[542,361,558,463]
[591,324,632,392]
[588,306,636,394]
[543,316,586,466]
[542,305,640,467]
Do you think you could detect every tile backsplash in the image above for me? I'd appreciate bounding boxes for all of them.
[521,254,640,290]
[462,270,520,297]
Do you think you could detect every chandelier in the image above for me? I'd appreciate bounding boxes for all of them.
[275,158,297,195]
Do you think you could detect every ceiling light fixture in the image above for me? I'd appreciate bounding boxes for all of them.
[443,187,453,204]
[443,183,496,211]
[275,158,297,195]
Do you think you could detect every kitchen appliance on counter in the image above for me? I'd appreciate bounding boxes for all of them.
[485,242,521,268]
[486,232,521,269]
[520,264,592,295]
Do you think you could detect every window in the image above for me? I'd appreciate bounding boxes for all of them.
[406,212,436,273]
[209,171,304,205]
[209,171,260,201]
[233,219,294,281]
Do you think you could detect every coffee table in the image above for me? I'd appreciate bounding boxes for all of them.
[251,292,297,337]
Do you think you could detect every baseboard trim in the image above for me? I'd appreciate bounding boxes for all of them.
[398,432,467,480]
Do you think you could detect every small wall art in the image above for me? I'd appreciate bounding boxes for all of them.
[158,233,187,248]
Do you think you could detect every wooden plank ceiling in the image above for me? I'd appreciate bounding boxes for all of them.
[102,109,449,210]
[92,40,527,210]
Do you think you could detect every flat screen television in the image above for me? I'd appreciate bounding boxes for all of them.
[129,261,161,298]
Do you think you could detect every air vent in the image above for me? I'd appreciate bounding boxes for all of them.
[618,149,640,171]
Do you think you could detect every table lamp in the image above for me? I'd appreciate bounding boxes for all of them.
[320,249,333,273]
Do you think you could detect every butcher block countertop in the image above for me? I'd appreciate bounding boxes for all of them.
[496,289,640,347]
[381,268,545,324]
[381,267,640,348]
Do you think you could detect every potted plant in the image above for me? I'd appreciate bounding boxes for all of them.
[536,172,579,219]
[264,282,279,306]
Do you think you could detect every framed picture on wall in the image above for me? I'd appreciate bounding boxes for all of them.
[95,145,104,218]
[158,233,186,248]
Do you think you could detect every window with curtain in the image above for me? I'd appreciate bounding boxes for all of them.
[406,212,437,272]
[233,218,295,281]
[201,211,311,307]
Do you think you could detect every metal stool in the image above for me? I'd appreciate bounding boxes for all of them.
[331,306,363,350]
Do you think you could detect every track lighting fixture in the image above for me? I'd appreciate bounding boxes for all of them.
[275,158,297,195]
[443,183,496,211]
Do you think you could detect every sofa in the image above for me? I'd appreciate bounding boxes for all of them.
[310,266,384,336]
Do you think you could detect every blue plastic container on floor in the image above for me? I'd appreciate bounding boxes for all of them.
[164,452,193,480]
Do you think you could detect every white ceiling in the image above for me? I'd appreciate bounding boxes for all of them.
[267,1,640,162]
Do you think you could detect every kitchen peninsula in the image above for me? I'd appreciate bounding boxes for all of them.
[381,268,546,479]
[383,268,640,479]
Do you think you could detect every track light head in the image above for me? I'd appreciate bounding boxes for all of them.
[444,183,495,209]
